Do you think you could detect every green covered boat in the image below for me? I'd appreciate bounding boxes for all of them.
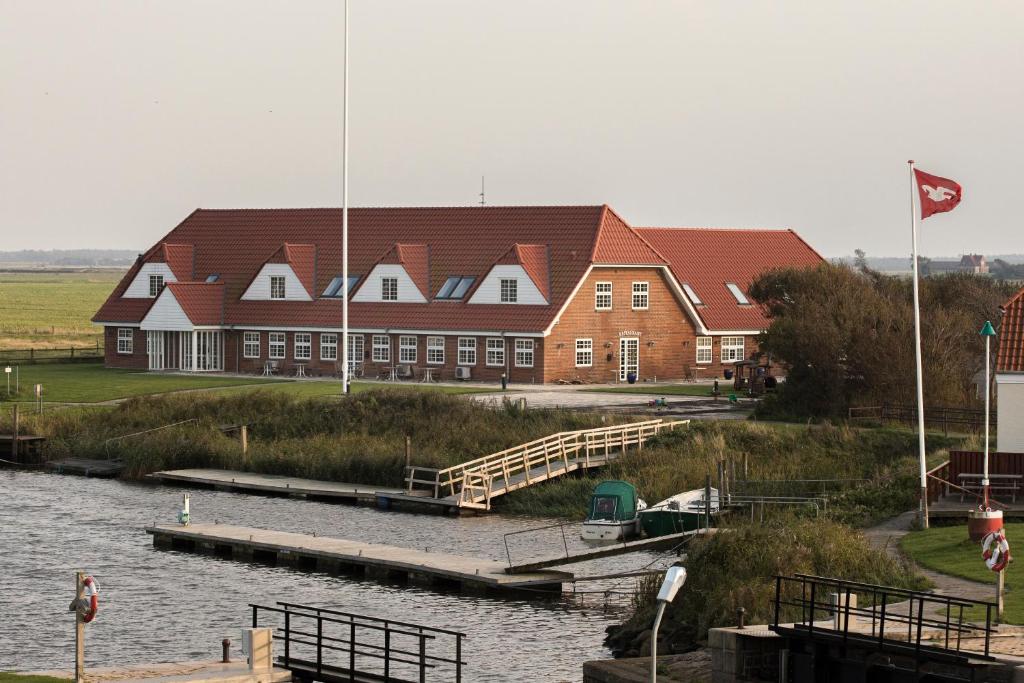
[581,480,647,541]
[639,487,719,537]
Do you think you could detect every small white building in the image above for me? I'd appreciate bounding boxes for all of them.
[997,286,1024,452]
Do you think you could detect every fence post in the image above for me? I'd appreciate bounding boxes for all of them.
[11,404,18,462]
[419,633,427,683]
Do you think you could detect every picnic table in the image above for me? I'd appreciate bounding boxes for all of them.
[957,473,1022,503]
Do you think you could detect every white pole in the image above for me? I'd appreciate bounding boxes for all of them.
[649,601,667,683]
[909,160,929,529]
[341,0,350,395]
[984,333,991,501]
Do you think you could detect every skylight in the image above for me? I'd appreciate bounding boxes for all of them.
[726,283,750,305]
[436,276,475,300]
[682,284,702,305]
[205,274,220,283]
[322,275,361,298]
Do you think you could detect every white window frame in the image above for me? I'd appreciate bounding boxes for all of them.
[348,334,364,363]
[457,337,476,366]
[515,339,534,368]
[372,335,391,362]
[149,274,164,298]
[117,328,134,354]
[268,332,286,359]
[682,284,703,306]
[575,338,593,367]
[499,278,518,303]
[243,332,260,359]
[399,335,417,363]
[293,333,312,361]
[696,336,712,364]
[726,282,750,305]
[595,282,612,310]
[270,276,286,300]
[486,338,505,367]
[427,336,445,365]
[721,336,745,362]
[320,333,338,361]
[382,276,398,302]
[631,281,649,310]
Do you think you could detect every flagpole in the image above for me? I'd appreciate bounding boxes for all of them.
[909,159,928,529]
[341,0,350,395]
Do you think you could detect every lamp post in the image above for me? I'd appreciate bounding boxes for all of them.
[650,566,687,683]
[968,320,1000,542]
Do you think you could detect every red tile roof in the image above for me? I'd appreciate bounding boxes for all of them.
[367,243,431,299]
[636,227,824,331]
[164,282,225,326]
[146,243,194,280]
[998,286,1024,373]
[591,207,667,265]
[264,243,316,297]
[496,244,550,300]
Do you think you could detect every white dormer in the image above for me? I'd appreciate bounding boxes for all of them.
[140,288,193,331]
[468,265,548,305]
[241,263,313,301]
[351,264,427,303]
[123,262,177,298]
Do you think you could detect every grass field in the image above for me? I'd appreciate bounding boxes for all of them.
[900,524,1017,622]
[0,363,489,403]
[0,270,123,349]
[0,675,69,683]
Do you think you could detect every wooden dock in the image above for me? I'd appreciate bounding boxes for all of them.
[505,528,712,573]
[146,523,573,593]
[149,469,402,505]
[47,458,124,477]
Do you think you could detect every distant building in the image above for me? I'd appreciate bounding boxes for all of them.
[93,205,823,383]
[928,254,988,276]
[997,285,1024,452]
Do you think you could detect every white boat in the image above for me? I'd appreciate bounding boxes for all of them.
[581,480,647,541]
[640,487,720,538]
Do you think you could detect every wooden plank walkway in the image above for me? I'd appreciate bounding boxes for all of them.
[146,523,573,593]
[505,528,713,574]
[150,469,401,504]
[929,496,1024,520]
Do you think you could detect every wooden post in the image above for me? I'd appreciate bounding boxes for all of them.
[717,461,725,504]
[240,425,248,456]
[998,569,1005,621]
[743,453,748,480]
[704,474,712,532]
[75,571,85,683]
[11,404,18,462]
[405,435,411,470]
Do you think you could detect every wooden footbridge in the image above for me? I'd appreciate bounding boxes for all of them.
[381,418,687,511]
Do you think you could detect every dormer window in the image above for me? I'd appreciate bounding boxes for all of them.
[726,283,750,305]
[323,275,361,298]
[149,275,164,297]
[205,274,220,283]
[270,276,286,299]
[436,276,475,300]
[682,284,703,306]
[500,278,518,303]
[382,277,398,301]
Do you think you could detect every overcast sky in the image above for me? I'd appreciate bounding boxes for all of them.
[2,1,1022,257]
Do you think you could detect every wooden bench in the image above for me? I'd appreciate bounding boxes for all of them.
[958,473,1022,503]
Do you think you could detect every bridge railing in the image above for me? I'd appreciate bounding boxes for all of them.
[251,601,466,683]
[405,419,686,506]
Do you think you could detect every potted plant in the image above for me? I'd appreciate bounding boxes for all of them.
[627,371,637,384]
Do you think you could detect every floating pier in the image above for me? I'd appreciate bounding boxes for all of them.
[47,457,124,477]
[149,469,402,505]
[146,523,572,593]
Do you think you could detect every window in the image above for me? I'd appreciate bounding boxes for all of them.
[117,328,134,354]
[682,284,703,306]
[500,279,518,303]
[149,275,164,297]
[381,277,398,301]
[721,336,745,362]
[205,274,220,283]
[427,336,445,365]
[399,335,418,363]
[726,283,750,305]
[348,334,364,363]
[320,333,338,361]
[631,282,649,310]
[515,339,534,368]
[436,276,475,300]
[270,276,286,299]
[269,332,286,359]
[486,338,505,366]
[294,333,312,360]
[595,282,612,310]
[323,275,361,298]
[243,332,260,359]
[575,338,593,367]
[372,335,390,362]
[457,337,476,366]
[696,336,712,364]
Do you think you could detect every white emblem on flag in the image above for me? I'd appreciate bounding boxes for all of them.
[922,185,958,201]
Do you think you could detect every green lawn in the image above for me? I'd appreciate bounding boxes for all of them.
[0,363,489,403]
[900,523,1018,622]
[0,675,69,683]
[584,383,719,397]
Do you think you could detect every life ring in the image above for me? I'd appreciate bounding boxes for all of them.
[982,531,1011,573]
[82,576,99,623]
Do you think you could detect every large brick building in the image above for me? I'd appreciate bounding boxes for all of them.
[93,205,822,383]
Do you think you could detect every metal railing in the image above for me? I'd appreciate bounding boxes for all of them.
[771,574,996,660]
[405,419,686,508]
[251,602,466,683]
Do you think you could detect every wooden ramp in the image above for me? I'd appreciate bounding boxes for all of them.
[146,523,572,593]
[149,469,401,504]
[505,528,712,574]
[389,419,687,511]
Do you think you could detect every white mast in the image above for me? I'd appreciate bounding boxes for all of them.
[908,160,928,528]
[341,0,350,394]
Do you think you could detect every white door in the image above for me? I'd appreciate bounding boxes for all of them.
[147,331,164,370]
[619,337,639,381]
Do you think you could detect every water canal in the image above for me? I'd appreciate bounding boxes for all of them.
[1,471,670,682]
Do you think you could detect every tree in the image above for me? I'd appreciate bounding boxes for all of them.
[853,249,868,272]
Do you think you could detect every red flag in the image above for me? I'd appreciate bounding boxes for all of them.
[914,168,962,220]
